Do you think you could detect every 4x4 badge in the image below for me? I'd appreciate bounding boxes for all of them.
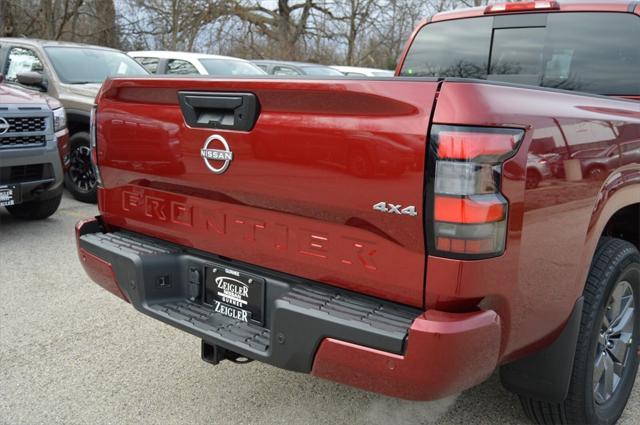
[200,134,233,174]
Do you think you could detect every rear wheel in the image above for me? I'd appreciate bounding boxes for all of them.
[519,237,639,424]
[65,131,97,203]
[6,193,62,220]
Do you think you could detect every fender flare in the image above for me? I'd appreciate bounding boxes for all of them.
[575,165,640,297]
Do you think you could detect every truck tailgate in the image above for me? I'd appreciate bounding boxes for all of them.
[95,77,438,307]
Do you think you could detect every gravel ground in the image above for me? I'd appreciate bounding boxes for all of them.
[1,193,638,425]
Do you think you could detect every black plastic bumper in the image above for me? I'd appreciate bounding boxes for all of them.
[78,225,422,373]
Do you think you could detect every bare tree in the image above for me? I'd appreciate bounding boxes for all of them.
[3,0,516,69]
[229,0,324,60]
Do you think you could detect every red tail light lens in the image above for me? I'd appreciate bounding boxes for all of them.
[434,195,506,224]
[485,1,559,14]
[89,106,102,187]
[429,125,524,258]
[437,131,519,161]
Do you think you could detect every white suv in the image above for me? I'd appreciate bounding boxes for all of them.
[128,51,266,76]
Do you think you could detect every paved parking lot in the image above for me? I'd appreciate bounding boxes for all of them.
[1,193,638,425]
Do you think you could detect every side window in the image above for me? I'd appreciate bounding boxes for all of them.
[489,27,545,85]
[400,12,640,95]
[273,66,301,76]
[542,13,640,95]
[134,57,160,74]
[166,59,199,75]
[5,47,44,82]
[255,64,268,72]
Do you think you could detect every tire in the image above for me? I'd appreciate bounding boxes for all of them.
[65,131,97,203]
[519,237,640,424]
[6,193,62,220]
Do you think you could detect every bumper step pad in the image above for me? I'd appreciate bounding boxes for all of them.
[150,301,271,351]
[78,227,422,372]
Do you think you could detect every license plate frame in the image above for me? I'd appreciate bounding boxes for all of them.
[0,185,18,207]
[204,265,265,326]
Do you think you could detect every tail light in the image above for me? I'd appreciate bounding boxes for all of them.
[89,106,102,187]
[428,125,524,258]
[484,1,560,14]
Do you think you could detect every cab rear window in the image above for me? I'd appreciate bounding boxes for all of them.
[400,12,640,96]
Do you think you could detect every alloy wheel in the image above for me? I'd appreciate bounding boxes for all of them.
[593,280,636,404]
[68,145,96,194]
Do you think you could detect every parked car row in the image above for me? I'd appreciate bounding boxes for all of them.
[0,38,148,204]
[128,51,394,78]
[1,37,394,217]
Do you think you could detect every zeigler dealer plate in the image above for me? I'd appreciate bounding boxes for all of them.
[204,265,265,325]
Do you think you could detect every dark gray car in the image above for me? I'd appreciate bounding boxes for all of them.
[0,81,67,219]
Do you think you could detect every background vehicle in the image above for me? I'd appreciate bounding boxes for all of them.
[129,51,267,76]
[0,77,68,219]
[330,65,394,77]
[78,2,640,425]
[0,38,148,203]
[252,60,345,76]
[525,153,553,189]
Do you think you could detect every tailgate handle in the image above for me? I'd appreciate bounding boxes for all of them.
[178,91,259,131]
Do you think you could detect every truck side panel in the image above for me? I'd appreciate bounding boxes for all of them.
[429,81,640,361]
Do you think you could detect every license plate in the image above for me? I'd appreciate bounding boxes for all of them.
[205,266,265,325]
[0,185,17,207]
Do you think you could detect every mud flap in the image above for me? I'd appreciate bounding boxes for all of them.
[500,296,584,403]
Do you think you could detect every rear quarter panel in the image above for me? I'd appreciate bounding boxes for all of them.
[429,81,640,362]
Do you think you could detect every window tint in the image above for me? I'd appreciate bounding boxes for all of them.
[400,13,640,95]
[5,47,44,82]
[400,17,491,78]
[489,27,545,85]
[541,13,640,94]
[134,57,160,74]
[166,59,199,75]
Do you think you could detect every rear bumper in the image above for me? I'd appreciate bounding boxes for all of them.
[76,218,501,400]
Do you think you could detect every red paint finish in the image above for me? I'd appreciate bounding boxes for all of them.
[77,247,128,302]
[95,78,438,307]
[429,81,640,361]
[312,309,501,400]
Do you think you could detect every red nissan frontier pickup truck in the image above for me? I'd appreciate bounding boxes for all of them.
[76,1,640,423]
